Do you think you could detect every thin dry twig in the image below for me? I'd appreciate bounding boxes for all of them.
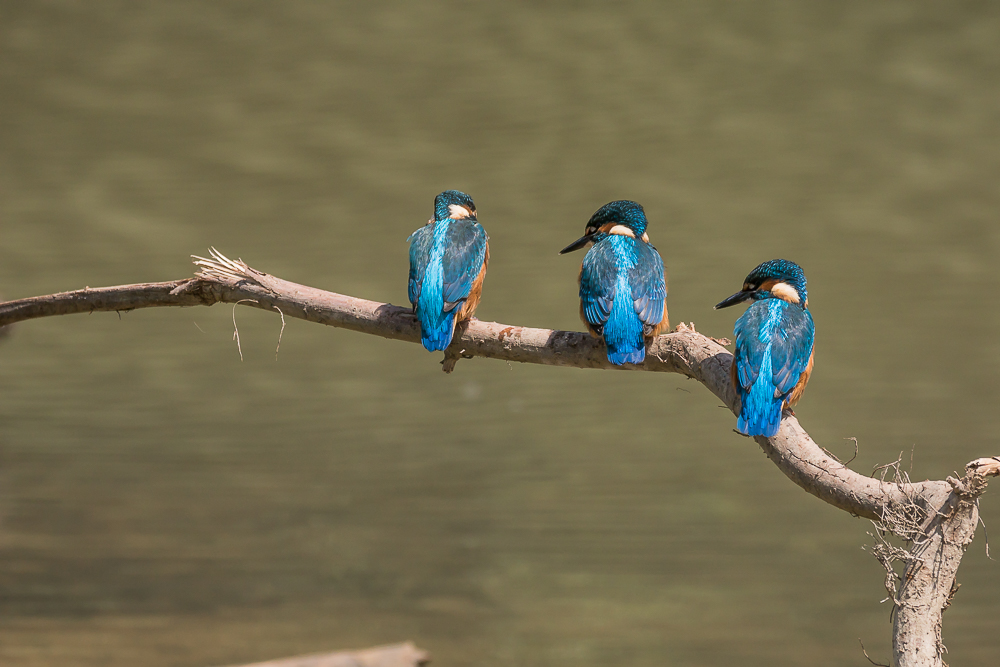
[231,299,258,361]
[859,638,890,667]
[978,509,993,561]
[818,436,858,467]
[845,437,859,465]
[274,306,286,361]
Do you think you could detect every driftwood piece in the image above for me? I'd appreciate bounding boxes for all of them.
[218,642,429,667]
[0,249,995,667]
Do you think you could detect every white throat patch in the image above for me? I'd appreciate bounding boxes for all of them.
[769,282,801,304]
[606,224,636,238]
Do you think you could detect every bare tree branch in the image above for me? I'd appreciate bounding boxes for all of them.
[0,248,995,667]
[0,249,956,520]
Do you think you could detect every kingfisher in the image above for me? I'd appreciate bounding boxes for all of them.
[407,190,489,352]
[559,200,668,365]
[714,259,815,438]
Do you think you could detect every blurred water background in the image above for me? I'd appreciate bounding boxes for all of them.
[1,2,999,666]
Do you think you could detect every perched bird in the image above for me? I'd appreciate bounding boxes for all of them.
[714,259,815,437]
[407,190,489,352]
[560,200,668,365]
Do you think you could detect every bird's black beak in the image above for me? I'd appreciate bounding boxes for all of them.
[559,234,594,255]
[714,290,754,310]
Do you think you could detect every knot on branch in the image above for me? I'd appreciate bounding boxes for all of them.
[965,456,1000,478]
[166,278,223,305]
[946,456,1000,501]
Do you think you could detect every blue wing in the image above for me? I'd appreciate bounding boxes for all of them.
[770,305,814,397]
[733,304,767,391]
[732,300,815,436]
[407,224,434,307]
[629,241,666,330]
[733,300,814,397]
[441,220,488,311]
[579,240,618,332]
[580,236,655,365]
[407,220,488,352]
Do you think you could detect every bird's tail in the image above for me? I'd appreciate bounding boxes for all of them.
[737,374,783,437]
[603,288,646,365]
[417,260,456,352]
[418,309,457,352]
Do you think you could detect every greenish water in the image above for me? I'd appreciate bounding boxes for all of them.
[2,2,999,666]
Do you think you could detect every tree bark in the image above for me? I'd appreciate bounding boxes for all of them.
[0,249,996,666]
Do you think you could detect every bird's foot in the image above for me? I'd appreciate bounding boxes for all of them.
[442,347,472,373]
